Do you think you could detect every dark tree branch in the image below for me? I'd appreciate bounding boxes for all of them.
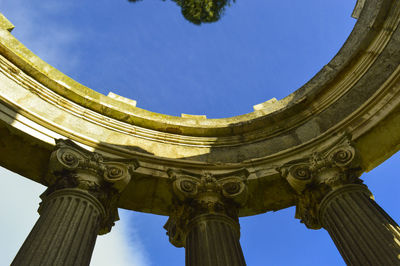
[128,0,235,25]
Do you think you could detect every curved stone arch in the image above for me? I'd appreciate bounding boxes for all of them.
[0,0,399,218]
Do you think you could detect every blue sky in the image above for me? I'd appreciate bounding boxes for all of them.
[1,0,400,265]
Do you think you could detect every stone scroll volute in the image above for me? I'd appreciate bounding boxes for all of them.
[165,169,249,247]
[278,136,362,229]
[45,139,139,234]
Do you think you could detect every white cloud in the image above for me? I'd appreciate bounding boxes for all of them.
[92,210,150,266]
[0,166,149,266]
[0,167,44,264]
[1,0,80,72]
[1,3,149,264]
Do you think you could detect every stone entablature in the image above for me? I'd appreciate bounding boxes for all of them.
[0,0,399,163]
[0,0,399,231]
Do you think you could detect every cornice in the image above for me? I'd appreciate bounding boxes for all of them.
[0,0,399,216]
[0,0,398,143]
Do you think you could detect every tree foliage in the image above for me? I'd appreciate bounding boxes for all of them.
[128,0,235,25]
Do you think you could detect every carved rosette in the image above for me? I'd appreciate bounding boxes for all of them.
[278,136,362,229]
[164,169,248,247]
[44,139,138,234]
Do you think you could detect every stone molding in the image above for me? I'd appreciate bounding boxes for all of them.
[0,0,399,150]
[0,0,398,140]
[0,0,399,223]
[44,139,138,234]
[0,0,400,218]
[279,136,363,229]
[164,169,248,247]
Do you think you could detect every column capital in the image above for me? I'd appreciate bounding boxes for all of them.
[278,136,363,229]
[164,169,249,247]
[44,139,139,234]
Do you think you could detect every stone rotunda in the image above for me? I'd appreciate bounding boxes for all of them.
[1,0,400,265]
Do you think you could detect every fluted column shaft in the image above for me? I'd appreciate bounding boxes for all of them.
[185,214,246,266]
[165,170,249,266]
[11,139,135,266]
[12,188,105,266]
[279,138,400,265]
[320,184,400,265]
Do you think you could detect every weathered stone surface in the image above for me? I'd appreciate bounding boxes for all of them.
[0,0,399,218]
[0,1,400,265]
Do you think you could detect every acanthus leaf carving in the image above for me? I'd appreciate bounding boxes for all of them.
[45,139,139,234]
[278,135,362,229]
[279,136,358,193]
[168,169,249,205]
[165,168,249,247]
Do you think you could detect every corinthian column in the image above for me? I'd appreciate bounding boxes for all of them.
[280,137,400,265]
[12,139,137,266]
[164,170,248,266]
